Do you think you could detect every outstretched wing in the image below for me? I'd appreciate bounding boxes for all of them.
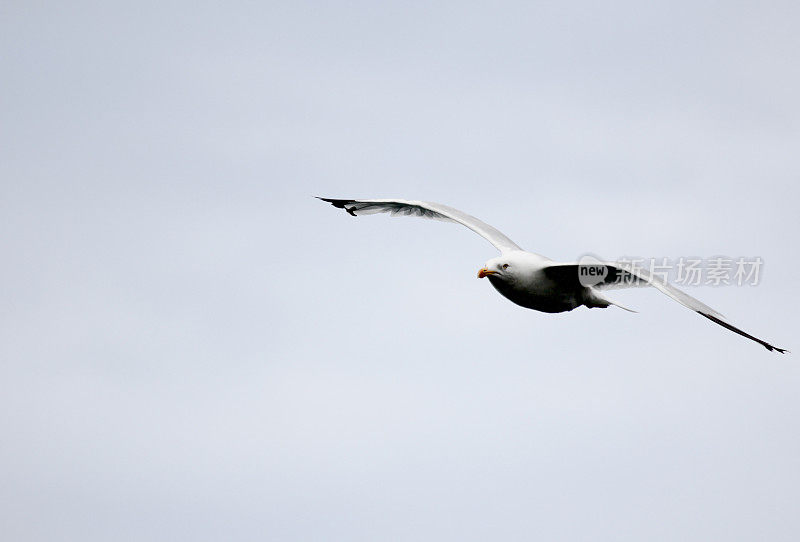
[317,198,522,253]
[542,261,787,353]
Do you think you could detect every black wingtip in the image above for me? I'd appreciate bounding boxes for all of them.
[696,311,788,354]
[317,197,359,216]
[316,197,347,207]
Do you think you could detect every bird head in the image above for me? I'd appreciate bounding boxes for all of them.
[477,255,520,281]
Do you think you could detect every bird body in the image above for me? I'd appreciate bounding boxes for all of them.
[480,252,578,313]
[318,197,786,353]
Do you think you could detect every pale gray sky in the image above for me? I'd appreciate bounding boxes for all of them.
[2,1,799,541]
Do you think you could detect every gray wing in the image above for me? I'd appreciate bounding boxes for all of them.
[542,261,787,353]
[317,198,522,253]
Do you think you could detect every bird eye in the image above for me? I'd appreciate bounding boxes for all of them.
[502,263,509,269]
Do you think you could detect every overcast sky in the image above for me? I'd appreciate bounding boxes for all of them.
[2,1,799,541]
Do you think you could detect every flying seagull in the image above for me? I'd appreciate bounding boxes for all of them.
[318,197,786,353]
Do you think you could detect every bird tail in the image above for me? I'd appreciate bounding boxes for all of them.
[585,289,638,313]
[607,298,638,313]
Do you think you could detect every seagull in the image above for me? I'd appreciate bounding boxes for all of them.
[318,197,786,353]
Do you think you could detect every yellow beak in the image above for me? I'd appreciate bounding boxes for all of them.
[478,267,497,278]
